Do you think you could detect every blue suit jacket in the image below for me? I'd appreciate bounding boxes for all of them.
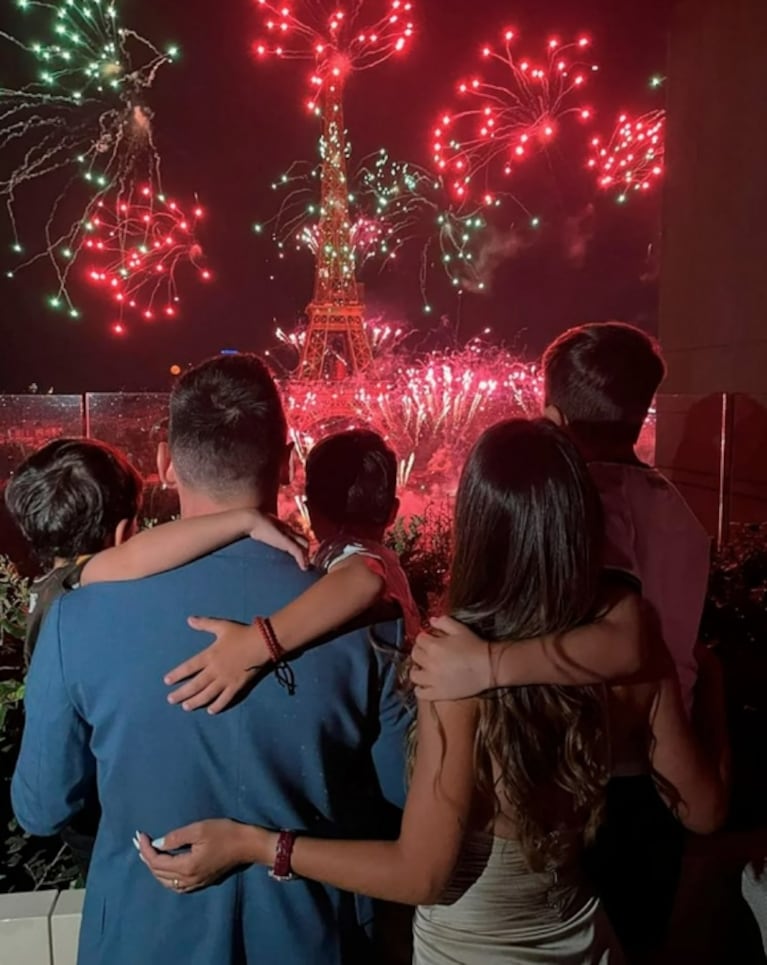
[12,540,410,965]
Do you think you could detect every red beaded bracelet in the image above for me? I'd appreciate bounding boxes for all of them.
[269,830,297,882]
[254,616,285,665]
[253,617,296,696]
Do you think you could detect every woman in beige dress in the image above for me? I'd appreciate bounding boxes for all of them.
[140,419,728,964]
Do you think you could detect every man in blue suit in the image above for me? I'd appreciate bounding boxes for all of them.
[12,354,410,964]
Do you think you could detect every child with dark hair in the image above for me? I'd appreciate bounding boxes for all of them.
[543,323,708,718]
[6,439,308,665]
[160,429,419,715]
[413,322,710,711]
[542,320,666,456]
[5,438,144,663]
[5,437,307,875]
[306,429,414,615]
[6,438,145,877]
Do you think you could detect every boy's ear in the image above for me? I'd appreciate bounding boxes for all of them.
[279,441,294,487]
[113,517,137,547]
[543,403,567,427]
[387,497,400,527]
[156,442,177,489]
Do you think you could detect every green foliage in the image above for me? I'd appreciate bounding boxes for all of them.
[0,555,28,733]
[702,522,767,648]
[386,512,452,618]
[0,556,81,892]
[0,556,29,644]
[0,681,24,734]
[701,524,767,829]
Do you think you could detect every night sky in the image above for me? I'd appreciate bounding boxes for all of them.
[0,0,669,392]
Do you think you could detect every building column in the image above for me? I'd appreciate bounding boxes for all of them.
[657,0,767,533]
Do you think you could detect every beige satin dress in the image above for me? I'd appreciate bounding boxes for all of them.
[414,832,624,965]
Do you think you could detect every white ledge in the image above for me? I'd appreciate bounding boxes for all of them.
[0,890,83,965]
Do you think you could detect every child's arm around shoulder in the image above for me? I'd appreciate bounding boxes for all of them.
[411,581,648,701]
[271,553,384,650]
[164,553,386,715]
[81,509,307,585]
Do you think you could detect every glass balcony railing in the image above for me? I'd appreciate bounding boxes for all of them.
[1,391,765,549]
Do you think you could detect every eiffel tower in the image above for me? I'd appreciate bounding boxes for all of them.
[299,72,373,379]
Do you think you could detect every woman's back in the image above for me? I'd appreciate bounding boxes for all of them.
[415,831,619,965]
[410,665,682,965]
[410,421,625,963]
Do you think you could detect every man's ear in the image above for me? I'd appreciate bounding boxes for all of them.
[157,442,177,489]
[279,441,294,487]
[113,517,137,547]
[543,403,567,427]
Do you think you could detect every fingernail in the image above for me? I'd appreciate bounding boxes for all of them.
[132,838,140,852]
[152,837,165,850]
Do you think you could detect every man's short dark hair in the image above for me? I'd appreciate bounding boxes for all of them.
[169,354,287,498]
[542,322,666,446]
[4,438,143,564]
[305,430,397,529]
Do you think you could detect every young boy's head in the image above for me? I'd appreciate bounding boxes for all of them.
[542,322,666,455]
[305,430,399,543]
[4,438,143,566]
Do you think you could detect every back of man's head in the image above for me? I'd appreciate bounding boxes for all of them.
[169,354,287,502]
[542,322,666,449]
[4,438,142,565]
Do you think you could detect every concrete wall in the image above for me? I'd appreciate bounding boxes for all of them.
[657,0,767,533]
[0,890,82,965]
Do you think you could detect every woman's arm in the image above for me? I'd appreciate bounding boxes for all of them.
[285,698,477,903]
[648,665,730,834]
[138,698,478,904]
[165,556,385,713]
[82,510,307,585]
[411,588,645,700]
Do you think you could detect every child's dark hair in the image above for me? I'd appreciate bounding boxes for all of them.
[305,429,397,529]
[4,438,143,564]
[543,322,666,447]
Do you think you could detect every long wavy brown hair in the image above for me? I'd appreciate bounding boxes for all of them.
[449,419,609,871]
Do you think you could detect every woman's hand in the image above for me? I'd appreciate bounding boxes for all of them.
[135,820,277,893]
[410,616,492,701]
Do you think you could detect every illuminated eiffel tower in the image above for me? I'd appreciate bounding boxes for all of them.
[299,73,372,380]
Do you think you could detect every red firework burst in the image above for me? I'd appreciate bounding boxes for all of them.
[81,188,209,332]
[588,108,665,202]
[252,0,415,109]
[433,30,597,203]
